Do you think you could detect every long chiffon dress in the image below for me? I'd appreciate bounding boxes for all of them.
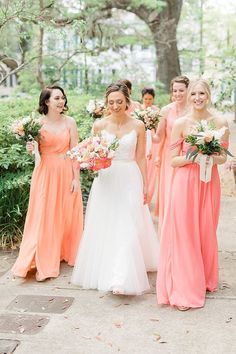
[71,129,159,295]
[156,138,222,308]
[143,105,159,202]
[12,126,83,280]
[154,103,178,229]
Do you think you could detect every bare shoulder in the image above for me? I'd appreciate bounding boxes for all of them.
[93,117,110,133]
[132,118,145,131]
[64,115,77,128]
[160,102,173,118]
[212,114,229,128]
[173,115,187,128]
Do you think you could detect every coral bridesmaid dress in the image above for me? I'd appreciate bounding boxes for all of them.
[157,139,221,308]
[12,126,83,281]
[144,105,159,202]
[154,103,177,227]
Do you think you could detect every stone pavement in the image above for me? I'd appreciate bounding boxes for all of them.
[0,115,235,354]
[0,200,235,354]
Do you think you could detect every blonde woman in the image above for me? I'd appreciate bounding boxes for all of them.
[156,79,229,310]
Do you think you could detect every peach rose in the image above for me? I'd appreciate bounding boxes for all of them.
[204,134,213,143]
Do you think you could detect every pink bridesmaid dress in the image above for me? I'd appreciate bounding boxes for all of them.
[12,126,83,281]
[156,139,222,308]
[154,103,178,226]
[141,104,159,201]
[127,100,141,114]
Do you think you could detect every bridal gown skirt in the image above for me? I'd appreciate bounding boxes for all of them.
[72,132,159,294]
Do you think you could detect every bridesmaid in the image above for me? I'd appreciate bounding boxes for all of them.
[12,86,83,281]
[117,79,141,113]
[140,87,159,202]
[156,79,229,310]
[154,76,189,232]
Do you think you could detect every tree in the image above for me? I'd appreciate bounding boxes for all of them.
[85,0,183,90]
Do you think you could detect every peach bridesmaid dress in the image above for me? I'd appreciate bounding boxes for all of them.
[12,126,83,281]
[156,139,222,308]
[154,103,178,227]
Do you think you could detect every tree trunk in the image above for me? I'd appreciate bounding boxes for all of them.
[103,0,183,90]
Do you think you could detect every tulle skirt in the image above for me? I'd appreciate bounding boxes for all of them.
[71,160,159,294]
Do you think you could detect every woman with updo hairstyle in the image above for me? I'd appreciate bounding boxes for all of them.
[12,85,83,281]
[72,82,159,295]
[157,79,229,310]
[140,87,160,202]
[154,75,190,233]
[116,79,141,113]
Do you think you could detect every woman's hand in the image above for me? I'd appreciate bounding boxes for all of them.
[26,140,39,155]
[155,156,161,167]
[143,185,148,205]
[70,179,80,193]
[146,153,152,160]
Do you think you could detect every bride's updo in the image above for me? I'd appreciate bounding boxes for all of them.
[105,82,131,110]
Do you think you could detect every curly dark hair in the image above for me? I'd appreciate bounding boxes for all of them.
[38,85,69,115]
[141,87,155,98]
[105,82,130,110]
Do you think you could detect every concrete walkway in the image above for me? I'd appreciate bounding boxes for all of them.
[0,115,235,354]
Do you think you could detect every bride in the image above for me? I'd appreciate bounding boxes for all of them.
[71,82,159,295]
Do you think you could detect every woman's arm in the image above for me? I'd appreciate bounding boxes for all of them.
[152,106,168,143]
[213,119,230,165]
[68,117,80,193]
[171,119,192,167]
[135,121,148,203]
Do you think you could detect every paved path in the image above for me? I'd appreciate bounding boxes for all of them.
[0,115,235,354]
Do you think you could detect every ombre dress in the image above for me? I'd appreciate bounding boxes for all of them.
[156,138,223,308]
[12,126,83,281]
[154,103,178,228]
[71,129,158,295]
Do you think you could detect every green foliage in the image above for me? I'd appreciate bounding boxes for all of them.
[130,0,166,10]
[0,124,33,246]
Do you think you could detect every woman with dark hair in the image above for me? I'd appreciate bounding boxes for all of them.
[154,76,190,232]
[12,86,83,281]
[71,82,158,295]
[140,87,159,202]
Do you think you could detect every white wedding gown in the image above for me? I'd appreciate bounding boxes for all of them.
[71,129,159,294]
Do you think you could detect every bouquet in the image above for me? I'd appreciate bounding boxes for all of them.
[11,112,41,142]
[10,112,41,167]
[132,107,161,131]
[67,135,119,172]
[185,120,233,182]
[86,99,106,119]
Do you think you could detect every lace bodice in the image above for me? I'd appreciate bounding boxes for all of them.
[102,129,137,162]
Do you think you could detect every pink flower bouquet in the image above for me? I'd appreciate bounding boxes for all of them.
[132,107,161,131]
[67,135,119,172]
[11,112,41,142]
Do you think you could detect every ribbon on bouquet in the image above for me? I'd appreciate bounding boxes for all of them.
[199,154,213,183]
[146,130,152,157]
[32,140,41,168]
